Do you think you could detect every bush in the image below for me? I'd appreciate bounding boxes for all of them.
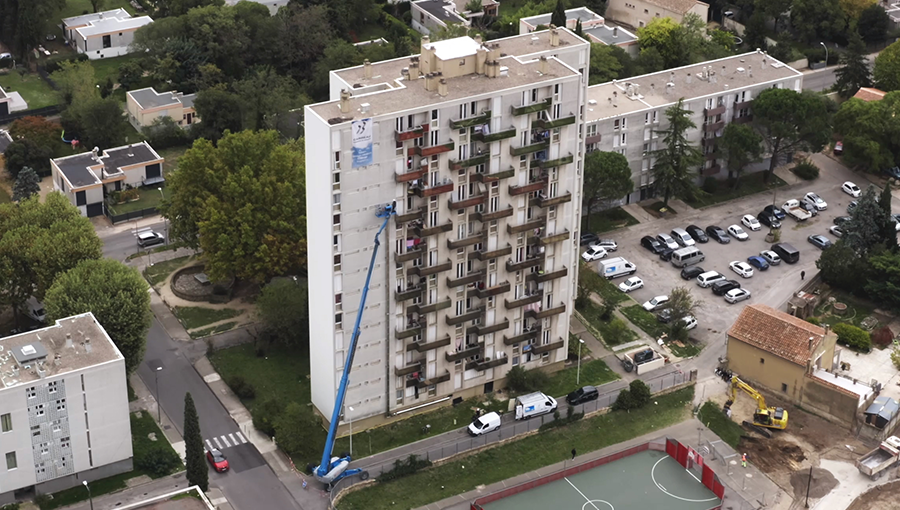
[142,117,192,150]
[792,159,820,180]
[833,322,872,352]
[379,455,432,482]
[251,398,282,437]
[629,380,651,407]
[806,317,821,326]
[136,443,182,477]
[702,177,718,193]
[1,503,21,510]
[872,326,894,349]
[612,388,634,411]
[43,53,89,74]
[505,365,550,393]
[228,375,256,399]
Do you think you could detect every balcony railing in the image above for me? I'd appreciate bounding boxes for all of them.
[509,140,550,157]
[395,208,425,224]
[528,229,570,246]
[446,270,484,288]
[526,266,568,283]
[406,370,451,388]
[504,328,539,345]
[396,322,424,340]
[409,299,451,315]
[445,307,484,326]
[533,114,576,130]
[467,319,510,337]
[412,221,453,237]
[509,176,548,196]
[395,124,428,142]
[705,151,719,161]
[512,98,552,116]
[395,285,424,302]
[448,193,486,210]
[505,254,544,272]
[449,152,489,171]
[525,302,566,320]
[395,244,424,263]
[413,181,454,197]
[530,154,574,169]
[507,217,545,234]
[394,361,422,376]
[474,206,514,222]
[700,137,718,148]
[733,100,753,110]
[470,244,512,261]
[704,105,727,116]
[468,281,510,299]
[409,260,452,277]
[703,121,725,133]
[585,133,602,145]
[504,292,542,309]
[472,167,515,183]
[531,339,565,355]
[447,232,485,250]
[473,127,516,143]
[734,115,753,124]
[449,110,491,129]
[466,355,509,371]
[530,192,572,208]
[406,335,451,353]
[445,342,484,362]
[701,164,722,176]
[396,166,428,183]
[413,142,455,157]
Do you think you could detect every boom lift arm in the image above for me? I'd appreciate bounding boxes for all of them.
[312,201,396,488]
[725,375,788,431]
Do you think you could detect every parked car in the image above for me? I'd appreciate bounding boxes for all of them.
[729,261,754,278]
[642,295,670,311]
[656,233,679,250]
[640,235,666,254]
[685,225,709,243]
[711,279,742,296]
[829,225,844,238]
[566,386,599,405]
[137,231,165,248]
[680,315,698,330]
[727,224,749,241]
[580,233,599,246]
[671,228,695,247]
[847,200,858,213]
[656,308,674,323]
[697,271,726,288]
[760,250,781,265]
[468,412,501,436]
[747,256,769,271]
[706,225,730,244]
[618,277,644,293]
[884,166,900,179]
[762,205,786,221]
[892,214,900,232]
[834,216,852,227]
[808,234,832,249]
[659,248,675,261]
[724,288,752,303]
[581,245,608,262]
[756,212,781,229]
[680,266,706,280]
[25,297,46,323]
[207,449,229,472]
[841,181,861,197]
[741,215,761,231]
[798,201,818,217]
[834,141,843,155]
[593,239,618,252]
[803,192,828,211]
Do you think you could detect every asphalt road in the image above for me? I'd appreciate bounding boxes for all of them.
[801,66,838,92]
[101,220,167,261]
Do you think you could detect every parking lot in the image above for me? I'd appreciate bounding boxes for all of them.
[582,156,900,351]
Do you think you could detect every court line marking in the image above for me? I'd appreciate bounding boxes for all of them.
[650,457,719,503]
[564,477,609,510]
[581,501,614,510]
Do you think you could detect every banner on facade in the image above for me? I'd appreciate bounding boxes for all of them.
[351,118,373,168]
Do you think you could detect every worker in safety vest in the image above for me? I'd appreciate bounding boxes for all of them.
[742,453,748,468]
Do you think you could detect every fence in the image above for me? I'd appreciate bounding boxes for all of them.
[106,205,160,224]
[0,105,61,125]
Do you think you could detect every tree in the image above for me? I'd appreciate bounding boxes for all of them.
[843,185,895,254]
[116,60,145,92]
[257,277,309,345]
[574,19,584,38]
[719,123,763,185]
[637,17,683,68]
[273,3,334,81]
[3,139,52,178]
[833,94,900,171]
[551,0,566,27]
[840,0,877,22]
[159,131,307,282]
[232,66,309,133]
[858,4,890,45]
[629,380,651,407]
[878,184,897,252]
[157,0,225,17]
[582,151,633,229]
[743,11,768,51]
[589,44,624,84]
[9,116,63,156]
[874,40,900,91]
[183,393,209,492]
[835,30,873,97]
[44,259,150,374]
[790,0,846,44]
[142,117,191,151]
[651,99,702,206]
[90,0,104,12]
[866,250,900,310]
[465,0,483,12]
[752,89,832,181]
[62,97,130,150]
[756,0,790,32]
[12,167,40,202]
[274,402,324,458]
[816,240,869,293]
[192,88,243,142]
[51,61,98,106]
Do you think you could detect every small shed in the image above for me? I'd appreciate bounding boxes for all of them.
[865,396,900,430]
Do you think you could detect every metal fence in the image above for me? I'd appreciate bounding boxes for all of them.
[0,105,61,125]
[106,205,160,224]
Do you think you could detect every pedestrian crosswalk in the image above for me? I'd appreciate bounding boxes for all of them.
[204,431,248,452]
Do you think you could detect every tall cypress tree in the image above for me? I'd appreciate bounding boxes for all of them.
[551,0,567,28]
[879,184,897,251]
[574,19,584,38]
[184,393,209,492]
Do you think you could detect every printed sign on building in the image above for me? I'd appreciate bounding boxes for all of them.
[351,118,373,168]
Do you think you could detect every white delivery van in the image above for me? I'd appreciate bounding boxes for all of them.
[598,257,637,280]
[467,412,502,436]
[514,391,557,420]
[670,247,705,268]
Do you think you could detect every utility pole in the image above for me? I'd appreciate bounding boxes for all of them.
[805,465,813,508]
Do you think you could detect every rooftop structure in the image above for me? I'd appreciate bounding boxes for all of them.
[519,7,638,54]
[61,8,131,29]
[728,304,825,367]
[62,8,153,60]
[853,87,887,102]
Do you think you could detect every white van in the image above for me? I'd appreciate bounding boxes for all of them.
[467,412,501,436]
[670,247,705,268]
[671,228,695,247]
[514,391,558,420]
[25,297,46,323]
[697,271,726,288]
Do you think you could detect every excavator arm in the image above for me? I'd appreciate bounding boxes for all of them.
[730,376,768,412]
[726,375,788,431]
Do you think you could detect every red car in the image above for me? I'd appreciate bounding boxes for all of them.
[834,141,843,155]
[206,449,229,472]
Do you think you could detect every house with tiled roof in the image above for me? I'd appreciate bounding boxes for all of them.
[606,0,709,30]
[852,87,887,102]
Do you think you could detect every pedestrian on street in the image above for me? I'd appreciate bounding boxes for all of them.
[302,479,308,490]
[742,453,748,468]
[571,448,577,460]
[801,271,806,281]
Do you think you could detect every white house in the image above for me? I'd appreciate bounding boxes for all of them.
[62,9,153,60]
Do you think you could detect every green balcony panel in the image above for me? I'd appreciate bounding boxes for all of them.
[449,153,490,171]
[533,114,576,129]
[474,127,516,143]
[509,140,550,157]
[512,98,552,116]
[472,168,516,183]
[449,111,491,129]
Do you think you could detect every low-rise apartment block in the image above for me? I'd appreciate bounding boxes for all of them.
[126,87,199,131]
[606,0,709,29]
[0,313,132,504]
[62,9,153,60]
[584,51,803,203]
[519,7,639,56]
[306,29,588,428]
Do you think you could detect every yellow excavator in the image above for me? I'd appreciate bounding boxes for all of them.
[723,375,788,438]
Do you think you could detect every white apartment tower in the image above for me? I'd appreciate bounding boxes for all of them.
[0,313,132,504]
[305,29,590,427]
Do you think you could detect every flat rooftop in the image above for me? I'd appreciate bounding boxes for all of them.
[62,8,130,28]
[0,313,121,389]
[521,7,603,27]
[128,87,192,109]
[812,369,873,407]
[584,24,636,45]
[586,51,802,121]
[53,142,162,189]
[76,16,153,37]
[414,0,466,24]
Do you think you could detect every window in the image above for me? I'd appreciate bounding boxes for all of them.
[27,387,36,399]
[652,111,658,123]
[0,414,10,433]
[586,124,597,137]
[333,254,342,271]
[333,214,341,226]
[335,313,342,327]
[760,358,765,364]
[75,190,86,206]
[5,452,15,470]
[102,35,111,48]
[781,383,788,392]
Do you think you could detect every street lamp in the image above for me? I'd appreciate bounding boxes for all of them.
[576,338,585,385]
[820,42,828,67]
[157,187,168,246]
[82,481,94,510]
[347,406,354,457]
[155,366,163,424]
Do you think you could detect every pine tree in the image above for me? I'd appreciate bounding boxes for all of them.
[551,0,567,28]
[650,99,703,206]
[184,393,208,492]
[574,19,584,38]
[879,184,897,251]
[12,166,40,202]
[835,29,873,97]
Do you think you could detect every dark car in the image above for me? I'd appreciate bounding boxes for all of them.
[847,200,858,213]
[762,205,786,221]
[632,349,655,364]
[884,166,900,179]
[808,234,833,249]
[680,266,706,280]
[711,279,741,296]
[640,235,665,254]
[706,225,731,244]
[656,308,674,323]
[799,201,818,217]
[659,247,675,261]
[747,256,769,271]
[206,449,229,472]
[566,386,599,405]
[580,233,599,246]
[757,212,781,229]
[834,216,852,227]
[685,224,709,243]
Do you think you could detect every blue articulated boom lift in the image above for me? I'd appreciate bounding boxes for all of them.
[310,201,396,490]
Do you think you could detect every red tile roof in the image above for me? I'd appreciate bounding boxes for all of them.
[853,87,886,102]
[728,304,825,367]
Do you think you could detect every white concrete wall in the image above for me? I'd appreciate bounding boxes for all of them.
[76,29,139,59]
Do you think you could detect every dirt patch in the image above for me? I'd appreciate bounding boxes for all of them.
[847,479,900,510]
[739,437,806,473]
[790,466,839,499]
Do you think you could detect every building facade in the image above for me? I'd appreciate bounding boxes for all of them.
[62,9,153,60]
[606,0,709,29]
[584,51,803,203]
[306,29,589,428]
[126,87,199,131]
[0,313,132,504]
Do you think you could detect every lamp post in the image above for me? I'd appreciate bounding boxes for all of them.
[158,187,168,245]
[82,481,94,510]
[820,42,828,67]
[576,338,585,385]
[155,366,163,424]
[347,406,354,457]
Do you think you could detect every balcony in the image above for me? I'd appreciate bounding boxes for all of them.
[445,342,484,362]
[526,266,568,283]
[395,124,428,142]
[406,370,451,388]
[585,133,602,145]
[701,164,721,176]
[409,299,451,315]
[703,121,725,133]
[448,193,486,210]
[533,114,577,130]
[396,166,428,183]
[447,270,484,288]
[528,229,570,246]
[509,176,548,196]
[468,281,510,299]
[531,339,565,355]
[406,335,451,353]
[413,142,455,157]
[395,208,425,224]
[447,232,485,250]
[705,151,719,161]
[449,110,491,129]
[734,115,753,124]
[474,206,514,222]
[507,217,546,234]
[504,292,542,309]
[530,154,574,169]
[395,244,425,263]
[467,319,510,337]
[525,302,566,320]
[466,355,509,371]
[509,140,550,157]
[704,105,727,117]
[472,167,515,183]
[473,127,516,143]
[470,244,512,261]
[394,361,422,376]
[700,137,718,148]
[733,100,753,111]
[504,328,539,345]
[530,192,572,208]
[445,306,484,326]
[505,255,544,272]
[409,260,452,277]
[412,221,452,237]
[395,285,424,302]
[512,98,552,116]
[413,181,454,197]
[449,152,490,171]
[396,322,423,340]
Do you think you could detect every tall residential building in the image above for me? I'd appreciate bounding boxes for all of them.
[0,313,132,504]
[306,29,589,428]
[584,50,803,203]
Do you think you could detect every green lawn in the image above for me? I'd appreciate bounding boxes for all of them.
[812,292,878,329]
[142,255,193,285]
[579,263,630,306]
[89,54,145,85]
[582,207,640,234]
[173,306,242,330]
[107,186,166,215]
[338,386,695,510]
[620,305,668,340]
[190,321,238,339]
[0,71,58,109]
[55,0,136,22]
[126,241,186,261]
[686,172,788,208]
[697,401,745,448]
[668,339,703,358]
[576,300,638,347]
[158,145,190,175]
[540,359,619,398]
